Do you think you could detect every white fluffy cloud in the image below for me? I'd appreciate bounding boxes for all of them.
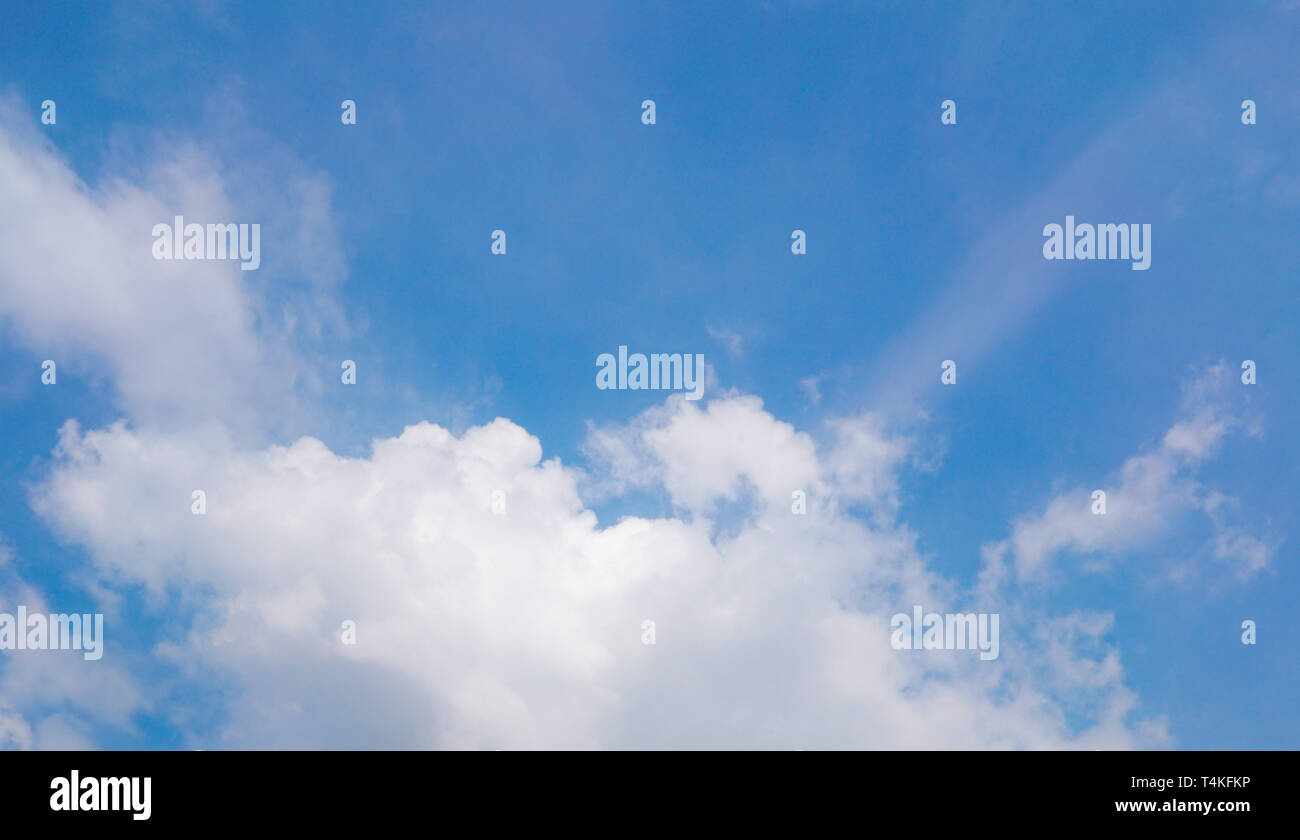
[28,397,1166,749]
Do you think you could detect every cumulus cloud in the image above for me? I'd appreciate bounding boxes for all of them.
[26,395,1167,749]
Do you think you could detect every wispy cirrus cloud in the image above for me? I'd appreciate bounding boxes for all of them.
[979,363,1274,590]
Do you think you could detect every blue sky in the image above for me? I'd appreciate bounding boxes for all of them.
[0,1,1295,749]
